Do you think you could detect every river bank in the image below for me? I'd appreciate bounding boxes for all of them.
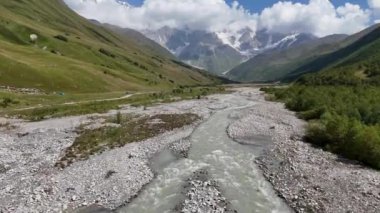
[228,91,380,213]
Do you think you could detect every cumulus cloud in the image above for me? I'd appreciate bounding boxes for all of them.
[65,0,258,34]
[64,0,373,37]
[259,0,371,36]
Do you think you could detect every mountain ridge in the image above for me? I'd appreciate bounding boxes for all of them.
[291,24,380,85]
[227,34,348,82]
[285,24,380,82]
[143,26,317,75]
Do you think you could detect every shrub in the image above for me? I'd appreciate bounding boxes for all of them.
[99,48,116,58]
[306,121,328,146]
[53,35,68,42]
[298,107,326,120]
[270,85,380,169]
[1,98,13,108]
[115,111,122,124]
[172,89,183,94]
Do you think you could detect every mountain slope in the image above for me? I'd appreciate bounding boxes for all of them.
[0,0,218,93]
[227,34,347,82]
[99,22,175,59]
[143,28,246,75]
[285,24,380,83]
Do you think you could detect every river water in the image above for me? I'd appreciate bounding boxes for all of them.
[119,105,291,213]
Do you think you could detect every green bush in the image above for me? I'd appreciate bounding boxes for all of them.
[53,35,68,42]
[115,111,122,124]
[1,98,14,108]
[99,48,116,58]
[269,85,380,169]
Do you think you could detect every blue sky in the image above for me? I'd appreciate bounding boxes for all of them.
[125,0,370,12]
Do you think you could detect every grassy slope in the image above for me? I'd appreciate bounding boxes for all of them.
[227,34,348,82]
[0,0,219,94]
[101,23,175,59]
[285,24,380,82]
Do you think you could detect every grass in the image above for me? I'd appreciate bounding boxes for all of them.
[56,113,200,168]
[285,25,380,82]
[0,90,126,109]
[0,86,226,121]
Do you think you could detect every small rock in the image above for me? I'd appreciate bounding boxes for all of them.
[0,164,10,174]
[71,195,78,201]
[17,132,29,137]
[5,186,12,193]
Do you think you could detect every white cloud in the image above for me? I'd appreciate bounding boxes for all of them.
[368,0,380,9]
[259,0,370,36]
[65,0,258,34]
[64,0,373,37]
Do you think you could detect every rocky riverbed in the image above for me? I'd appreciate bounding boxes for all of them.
[1,87,379,213]
[0,88,253,212]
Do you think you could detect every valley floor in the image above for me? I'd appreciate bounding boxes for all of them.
[0,88,379,212]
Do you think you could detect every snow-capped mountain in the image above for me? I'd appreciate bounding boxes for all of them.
[143,27,317,74]
[143,28,245,74]
[78,0,317,75]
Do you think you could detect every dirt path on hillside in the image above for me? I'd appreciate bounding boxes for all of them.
[13,93,143,112]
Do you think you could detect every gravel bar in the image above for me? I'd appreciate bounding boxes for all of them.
[176,169,236,213]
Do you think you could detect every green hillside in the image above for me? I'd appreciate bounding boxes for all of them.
[285,24,380,83]
[227,34,348,82]
[0,0,219,94]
